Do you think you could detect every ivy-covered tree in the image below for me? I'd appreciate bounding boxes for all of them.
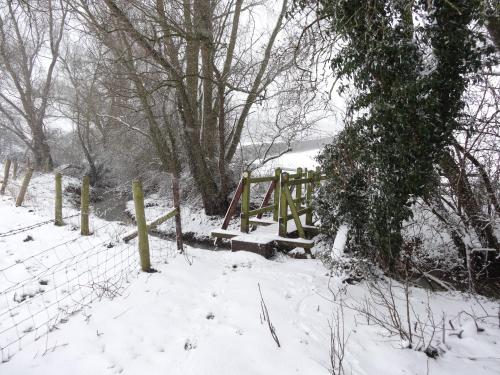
[310,0,496,270]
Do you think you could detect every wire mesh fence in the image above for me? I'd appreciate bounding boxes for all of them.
[0,219,175,363]
[0,213,80,238]
[0,163,180,363]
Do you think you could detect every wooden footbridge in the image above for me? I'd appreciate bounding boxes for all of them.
[211,167,326,257]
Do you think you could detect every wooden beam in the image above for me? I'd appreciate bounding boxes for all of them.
[257,180,276,219]
[240,171,251,233]
[306,170,313,226]
[220,177,243,230]
[296,167,302,210]
[273,168,281,222]
[249,176,277,184]
[249,218,275,226]
[248,204,274,217]
[283,184,306,238]
[279,172,289,236]
[123,208,178,243]
[211,228,240,239]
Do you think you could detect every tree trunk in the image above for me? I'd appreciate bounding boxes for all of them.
[426,195,467,261]
[486,14,500,52]
[172,172,184,252]
[439,150,499,252]
[32,129,53,171]
[454,142,499,216]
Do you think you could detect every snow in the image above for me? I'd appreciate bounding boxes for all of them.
[1,169,500,375]
[257,148,321,174]
[331,225,349,258]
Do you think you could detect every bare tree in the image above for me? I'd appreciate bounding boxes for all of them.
[0,0,68,170]
[66,0,319,215]
[57,40,113,185]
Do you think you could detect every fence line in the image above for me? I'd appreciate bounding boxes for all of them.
[0,162,179,363]
[0,213,80,238]
[0,221,174,363]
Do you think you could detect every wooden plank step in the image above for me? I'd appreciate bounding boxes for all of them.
[211,229,240,239]
[285,221,319,236]
[302,225,319,235]
[231,235,275,258]
[275,237,314,249]
[249,218,275,226]
[231,233,276,244]
[231,233,314,250]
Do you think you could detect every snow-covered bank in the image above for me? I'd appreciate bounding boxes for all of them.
[1,171,499,375]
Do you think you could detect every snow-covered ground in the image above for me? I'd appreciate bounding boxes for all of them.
[1,170,500,375]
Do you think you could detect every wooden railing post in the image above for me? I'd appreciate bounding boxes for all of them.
[54,173,64,226]
[240,170,251,233]
[1,159,11,195]
[81,175,90,235]
[273,168,281,222]
[306,170,314,226]
[279,172,289,236]
[296,167,303,209]
[132,180,151,272]
[282,182,306,239]
[16,168,33,207]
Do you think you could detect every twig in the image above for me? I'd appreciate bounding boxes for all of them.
[258,283,280,348]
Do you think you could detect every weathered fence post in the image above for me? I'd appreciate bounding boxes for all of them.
[12,159,18,180]
[306,170,314,226]
[54,173,64,226]
[279,172,289,237]
[16,168,34,207]
[273,168,281,222]
[172,175,184,252]
[296,167,303,209]
[132,180,151,272]
[0,159,11,195]
[240,170,251,233]
[81,175,90,235]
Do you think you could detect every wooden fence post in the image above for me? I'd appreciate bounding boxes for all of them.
[132,180,151,272]
[296,167,303,209]
[306,170,314,226]
[273,168,281,222]
[172,175,184,252]
[54,173,64,226]
[279,172,289,237]
[81,175,90,235]
[16,168,34,207]
[1,159,12,195]
[240,170,251,233]
[12,159,18,180]
[282,183,306,239]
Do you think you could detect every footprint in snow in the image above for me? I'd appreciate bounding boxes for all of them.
[184,338,198,351]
